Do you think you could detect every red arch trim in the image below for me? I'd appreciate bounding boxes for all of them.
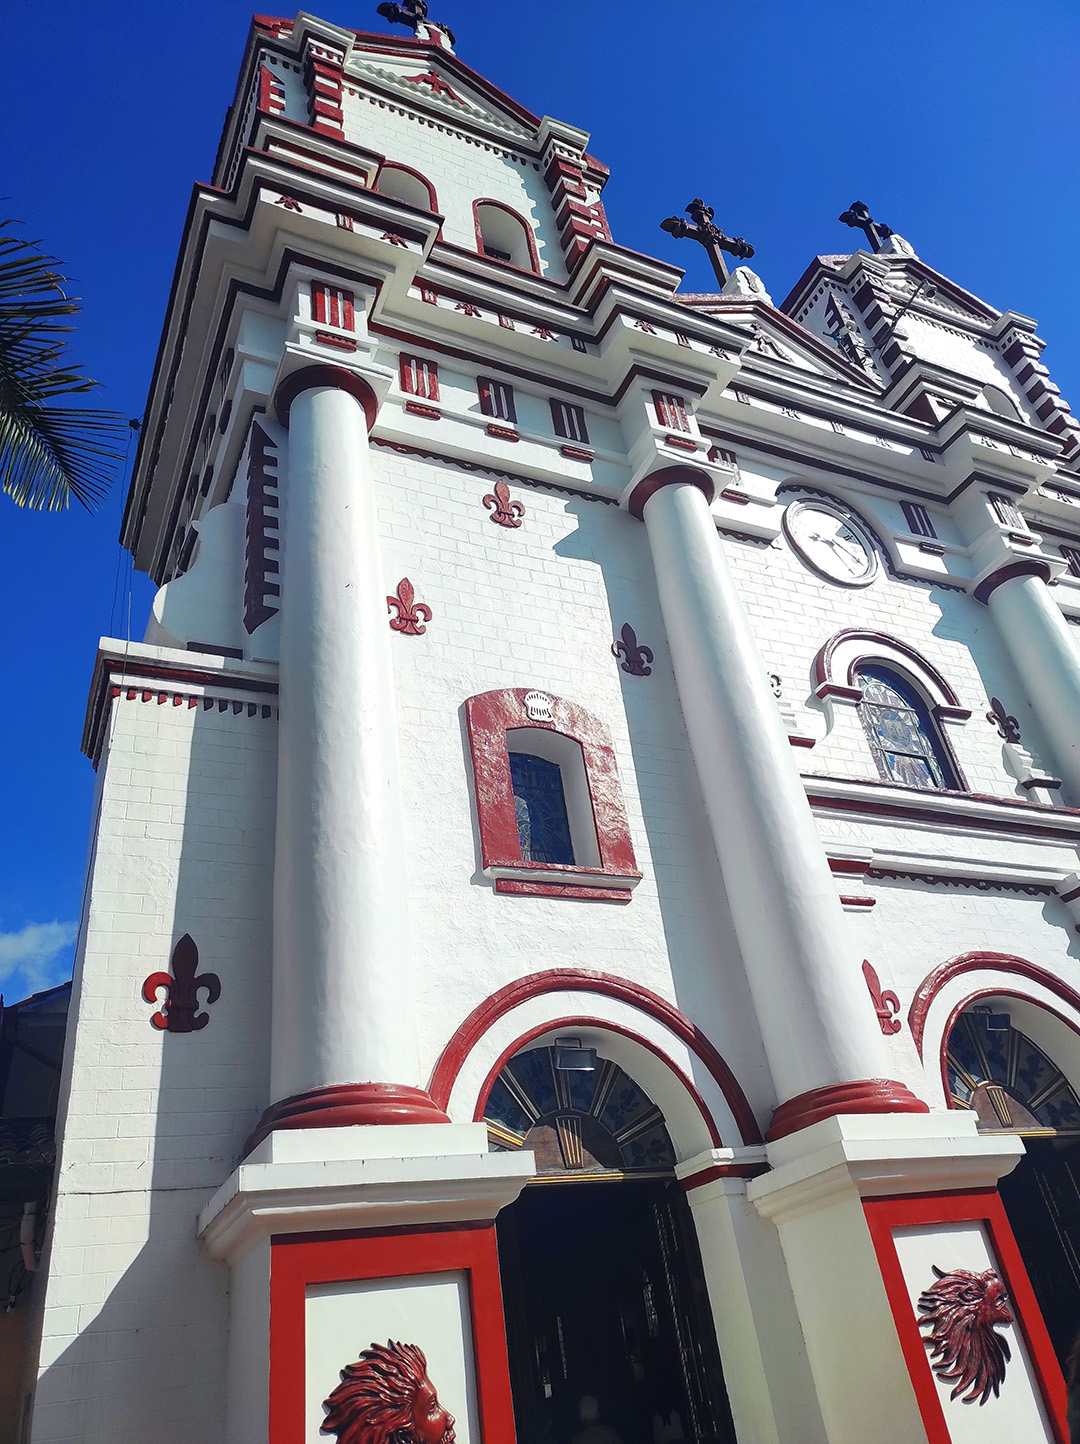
[428,967,763,1145]
[374,161,439,214]
[813,628,964,707]
[472,198,541,275]
[473,1015,724,1147]
[908,951,1080,1058]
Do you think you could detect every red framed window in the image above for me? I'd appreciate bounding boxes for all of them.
[400,354,440,401]
[549,399,589,445]
[311,282,355,331]
[901,500,937,539]
[653,391,690,432]
[478,377,516,424]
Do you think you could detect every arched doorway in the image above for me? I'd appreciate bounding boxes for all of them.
[946,1003,1080,1361]
[485,1043,736,1444]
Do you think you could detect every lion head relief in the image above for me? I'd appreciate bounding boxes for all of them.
[917,1265,1013,1405]
[322,1340,457,1444]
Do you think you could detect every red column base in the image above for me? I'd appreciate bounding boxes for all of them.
[244,1082,451,1155]
[766,1078,929,1141]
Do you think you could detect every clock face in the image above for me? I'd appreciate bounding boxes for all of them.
[782,499,878,587]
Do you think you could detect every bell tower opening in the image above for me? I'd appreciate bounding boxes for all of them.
[485,1045,736,1444]
[946,1002,1080,1363]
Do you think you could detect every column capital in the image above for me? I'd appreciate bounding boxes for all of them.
[244,1082,451,1156]
[766,1079,929,1142]
[625,464,715,521]
[273,362,380,429]
[972,556,1053,605]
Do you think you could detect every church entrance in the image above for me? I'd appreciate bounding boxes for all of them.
[946,1004,1080,1364]
[484,1042,736,1444]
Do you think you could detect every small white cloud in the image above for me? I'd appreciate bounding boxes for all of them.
[0,921,78,999]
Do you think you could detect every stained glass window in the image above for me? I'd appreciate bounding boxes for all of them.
[509,753,575,865]
[855,665,956,790]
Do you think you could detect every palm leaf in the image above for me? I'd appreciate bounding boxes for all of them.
[0,223,126,512]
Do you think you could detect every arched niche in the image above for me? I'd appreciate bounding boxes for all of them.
[375,162,438,213]
[473,199,539,273]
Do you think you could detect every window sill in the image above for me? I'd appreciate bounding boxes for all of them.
[487,862,641,903]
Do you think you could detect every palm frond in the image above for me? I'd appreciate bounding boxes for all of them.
[0,222,126,512]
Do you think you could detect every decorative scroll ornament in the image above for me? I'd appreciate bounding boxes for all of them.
[862,960,902,1035]
[612,623,654,677]
[322,1339,456,1444]
[387,578,432,635]
[482,478,525,528]
[986,696,1022,744]
[917,1266,1012,1404]
[142,935,221,1033]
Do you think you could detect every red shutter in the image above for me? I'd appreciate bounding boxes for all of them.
[312,283,327,325]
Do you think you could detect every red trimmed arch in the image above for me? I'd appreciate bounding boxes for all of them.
[472,198,541,275]
[428,967,763,1145]
[374,160,439,214]
[908,951,1080,1060]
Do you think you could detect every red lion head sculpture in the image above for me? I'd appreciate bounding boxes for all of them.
[322,1340,456,1444]
[917,1265,1013,1405]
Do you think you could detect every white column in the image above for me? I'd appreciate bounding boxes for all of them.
[267,376,438,1132]
[637,472,922,1132]
[984,569,1080,800]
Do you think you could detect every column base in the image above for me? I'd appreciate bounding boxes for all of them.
[766,1077,929,1141]
[243,1082,450,1155]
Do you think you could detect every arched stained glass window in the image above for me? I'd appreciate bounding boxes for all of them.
[855,665,957,790]
[509,752,575,865]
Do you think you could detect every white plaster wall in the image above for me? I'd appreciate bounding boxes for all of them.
[30,692,276,1444]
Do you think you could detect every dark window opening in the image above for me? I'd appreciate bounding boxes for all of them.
[900,500,937,539]
[550,399,589,445]
[483,243,513,262]
[510,752,575,865]
[479,377,517,423]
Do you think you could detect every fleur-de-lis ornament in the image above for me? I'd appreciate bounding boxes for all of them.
[483,479,525,528]
[986,696,1021,744]
[142,935,221,1033]
[387,577,432,634]
[862,960,902,1035]
[612,623,654,677]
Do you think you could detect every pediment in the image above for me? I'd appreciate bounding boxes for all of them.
[346,53,536,141]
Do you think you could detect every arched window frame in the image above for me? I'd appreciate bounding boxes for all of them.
[472,199,541,275]
[813,629,970,791]
[853,665,961,790]
[464,688,640,901]
[373,161,439,214]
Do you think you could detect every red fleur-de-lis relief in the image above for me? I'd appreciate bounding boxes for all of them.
[482,479,525,528]
[862,959,902,1035]
[612,623,654,677]
[142,934,221,1033]
[275,195,302,211]
[382,232,409,247]
[387,577,432,635]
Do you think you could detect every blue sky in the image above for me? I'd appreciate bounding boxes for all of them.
[2,0,1078,1000]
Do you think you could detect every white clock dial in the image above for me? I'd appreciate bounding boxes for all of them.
[782,499,878,587]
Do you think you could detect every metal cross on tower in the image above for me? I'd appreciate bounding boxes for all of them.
[376,0,456,45]
[838,201,893,253]
[660,199,755,289]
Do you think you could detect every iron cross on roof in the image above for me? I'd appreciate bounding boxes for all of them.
[838,201,893,253]
[660,199,755,288]
[376,0,456,45]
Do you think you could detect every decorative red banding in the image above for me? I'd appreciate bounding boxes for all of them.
[626,465,715,522]
[428,967,763,1145]
[766,1078,929,1142]
[908,951,1080,1059]
[243,1082,450,1155]
[495,879,631,902]
[273,364,379,430]
[679,1160,769,1191]
[404,400,441,420]
[973,557,1053,605]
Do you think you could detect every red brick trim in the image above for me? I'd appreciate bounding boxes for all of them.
[273,364,378,429]
[626,465,715,521]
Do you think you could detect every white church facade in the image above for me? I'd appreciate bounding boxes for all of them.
[13,6,1080,1441]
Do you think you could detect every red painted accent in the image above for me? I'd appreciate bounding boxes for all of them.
[404,400,441,419]
[472,199,541,276]
[142,934,220,1033]
[269,1227,515,1444]
[974,557,1053,604]
[316,331,358,352]
[374,161,439,213]
[679,1160,769,1191]
[864,1190,1067,1443]
[494,878,631,902]
[428,967,763,1146]
[274,365,378,430]
[766,1079,929,1141]
[813,629,966,707]
[463,688,640,892]
[664,434,699,452]
[472,1014,723,1148]
[387,578,432,635]
[863,960,902,1034]
[382,231,410,247]
[626,465,715,521]
[246,1082,450,1156]
[719,487,750,504]
[482,479,525,528]
[560,444,594,461]
[485,422,519,441]
[840,894,877,909]
[400,354,440,402]
[908,951,1080,1059]
[403,70,460,99]
[829,857,871,876]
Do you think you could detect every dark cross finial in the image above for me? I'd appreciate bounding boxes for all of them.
[839,201,894,253]
[376,0,456,45]
[660,198,755,288]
